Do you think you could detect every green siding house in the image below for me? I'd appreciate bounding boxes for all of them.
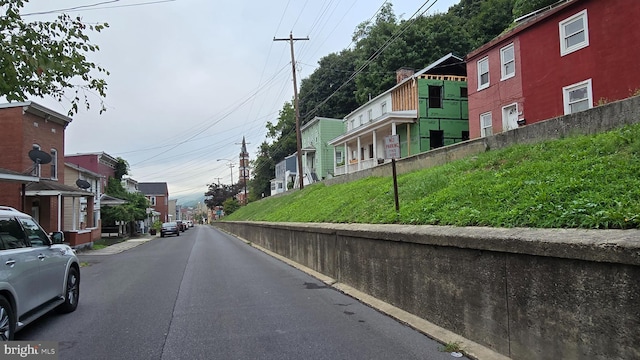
[299,117,344,183]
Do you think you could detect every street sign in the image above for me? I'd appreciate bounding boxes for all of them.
[384,135,400,159]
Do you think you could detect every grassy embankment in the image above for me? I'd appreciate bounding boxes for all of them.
[225,124,640,229]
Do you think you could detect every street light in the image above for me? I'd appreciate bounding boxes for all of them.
[216,159,235,185]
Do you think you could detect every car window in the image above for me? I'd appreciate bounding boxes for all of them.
[18,217,49,247]
[0,217,28,250]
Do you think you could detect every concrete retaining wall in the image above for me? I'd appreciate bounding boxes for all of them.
[213,221,640,360]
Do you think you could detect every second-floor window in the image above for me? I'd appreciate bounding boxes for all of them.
[50,149,58,180]
[367,109,372,122]
[381,102,387,114]
[428,85,443,108]
[32,144,41,177]
[480,112,493,137]
[149,196,156,206]
[500,43,515,80]
[359,114,363,125]
[477,57,489,90]
[560,10,589,56]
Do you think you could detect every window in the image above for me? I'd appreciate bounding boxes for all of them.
[381,102,387,114]
[358,114,363,125]
[18,217,48,246]
[563,79,593,114]
[350,119,355,130]
[368,144,374,158]
[336,151,343,164]
[32,144,41,177]
[0,217,28,250]
[560,10,589,56]
[460,87,468,98]
[477,57,489,90]
[367,109,373,122]
[500,43,515,80]
[480,112,493,137]
[50,149,58,180]
[428,85,443,108]
[149,196,156,206]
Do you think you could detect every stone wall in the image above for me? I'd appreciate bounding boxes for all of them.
[213,221,640,360]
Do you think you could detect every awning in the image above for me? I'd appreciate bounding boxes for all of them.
[0,168,40,183]
[100,194,127,206]
[25,179,92,197]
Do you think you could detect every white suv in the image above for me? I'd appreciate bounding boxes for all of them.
[0,206,80,340]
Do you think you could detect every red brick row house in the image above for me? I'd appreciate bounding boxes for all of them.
[466,0,640,138]
[0,101,95,246]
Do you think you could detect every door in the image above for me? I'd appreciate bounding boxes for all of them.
[502,104,519,132]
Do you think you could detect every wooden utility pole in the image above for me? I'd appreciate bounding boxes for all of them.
[274,32,309,190]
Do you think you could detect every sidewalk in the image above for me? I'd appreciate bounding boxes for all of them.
[77,234,158,256]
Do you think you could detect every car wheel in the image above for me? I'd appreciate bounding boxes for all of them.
[177,231,180,236]
[161,233,165,237]
[57,267,80,313]
[0,296,15,340]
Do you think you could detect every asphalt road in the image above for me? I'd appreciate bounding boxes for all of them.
[16,225,467,360]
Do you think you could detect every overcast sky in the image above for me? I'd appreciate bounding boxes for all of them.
[20,0,459,203]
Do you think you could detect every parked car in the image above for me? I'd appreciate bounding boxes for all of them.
[187,220,194,227]
[176,220,187,231]
[0,206,80,340]
[161,222,180,237]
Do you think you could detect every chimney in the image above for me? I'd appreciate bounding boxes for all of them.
[396,67,415,84]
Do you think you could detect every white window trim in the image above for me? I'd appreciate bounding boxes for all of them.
[562,79,593,115]
[480,112,493,137]
[477,57,490,90]
[500,43,515,81]
[559,9,589,56]
[50,148,58,180]
[32,144,41,177]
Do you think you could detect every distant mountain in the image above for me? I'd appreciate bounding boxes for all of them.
[172,193,206,207]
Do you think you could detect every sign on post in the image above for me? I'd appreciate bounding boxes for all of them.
[384,135,400,159]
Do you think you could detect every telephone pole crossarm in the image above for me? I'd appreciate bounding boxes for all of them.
[274,32,309,190]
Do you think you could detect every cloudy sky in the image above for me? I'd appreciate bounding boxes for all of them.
[20,0,459,203]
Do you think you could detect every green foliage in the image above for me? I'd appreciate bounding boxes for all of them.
[512,0,558,19]
[249,142,275,200]
[204,182,241,208]
[152,220,162,231]
[114,158,129,180]
[0,0,109,115]
[102,177,149,224]
[225,124,640,230]
[222,197,240,216]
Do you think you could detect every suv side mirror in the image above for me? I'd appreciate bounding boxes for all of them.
[50,231,65,244]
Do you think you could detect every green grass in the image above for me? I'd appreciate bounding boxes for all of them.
[225,124,640,229]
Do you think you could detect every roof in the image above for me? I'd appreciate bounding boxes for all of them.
[138,182,169,195]
[300,116,343,132]
[64,162,104,179]
[466,0,579,60]
[342,53,465,120]
[100,194,127,206]
[25,179,93,197]
[0,168,40,183]
[0,101,72,127]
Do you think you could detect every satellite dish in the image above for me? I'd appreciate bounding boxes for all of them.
[28,149,52,164]
[76,179,91,189]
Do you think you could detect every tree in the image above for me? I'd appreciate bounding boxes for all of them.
[204,183,241,209]
[0,0,109,114]
[222,197,240,216]
[298,49,360,121]
[512,0,558,19]
[101,177,148,236]
[114,158,129,180]
[248,142,275,200]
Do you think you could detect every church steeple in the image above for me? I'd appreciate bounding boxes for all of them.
[238,137,249,185]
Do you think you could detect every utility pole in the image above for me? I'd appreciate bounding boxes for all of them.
[274,32,309,190]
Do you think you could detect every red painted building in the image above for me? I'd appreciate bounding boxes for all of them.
[466,0,640,138]
[138,182,169,223]
[65,152,118,192]
[0,101,93,236]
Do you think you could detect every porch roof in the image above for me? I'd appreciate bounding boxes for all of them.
[25,179,93,197]
[328,110,417,146]
[100,194,127,206]
[0,168,40,183]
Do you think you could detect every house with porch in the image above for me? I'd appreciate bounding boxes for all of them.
[298,117,344,185]
[465,0,640,138]
[139,182,169,223]
[329,53,468,176]
[63,162,104,245]
[0,101,95,247]
[270,154,297,196]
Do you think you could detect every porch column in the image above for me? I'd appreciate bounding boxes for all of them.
[57,194,62,232]
[344,143,348,174]
[357,136,361,170]
[372,130,378,160]
[392,122,397,135]
[72,197,77,230]
[333,147,337,176]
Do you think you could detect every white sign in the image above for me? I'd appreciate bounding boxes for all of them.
[384,135,400,159]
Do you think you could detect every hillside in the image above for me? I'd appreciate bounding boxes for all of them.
[225,123,640,229]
